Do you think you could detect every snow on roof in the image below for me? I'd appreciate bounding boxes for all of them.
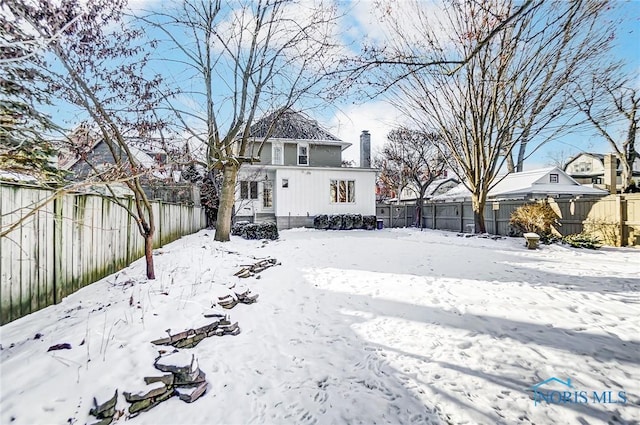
[249,108,344,143]
[128,146,172,179]
[128,145,156,169]
[426,177,459,196]
[432,167,607,201]
[0,170,38,183]
[431,182,471,201]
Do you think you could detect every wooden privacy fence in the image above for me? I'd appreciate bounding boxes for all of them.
[0,182,207,325]
[376,193,640,247]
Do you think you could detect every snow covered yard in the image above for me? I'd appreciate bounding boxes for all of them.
[1,228,639,425]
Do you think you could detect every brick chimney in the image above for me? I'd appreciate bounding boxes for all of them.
[604,153,617,194]
[360,130,371,168]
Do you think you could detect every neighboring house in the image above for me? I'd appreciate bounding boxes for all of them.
[396,176,460,203]
[59,131,197,203]
[432,167,607,201]
[564,152,640,191]
[234,109,377,229]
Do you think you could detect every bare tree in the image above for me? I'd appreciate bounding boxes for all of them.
[545,148,577,170]
[372,155,407,203]
[377,128,447,227]
[339,0,539,90]
[371,0,616,232]
[145,0,341,241]
[7,0,165,279]
[570,69,639,192]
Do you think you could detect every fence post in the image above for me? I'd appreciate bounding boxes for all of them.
[432,203,436,230]
[53,194,62,304]
[618,195,626,247]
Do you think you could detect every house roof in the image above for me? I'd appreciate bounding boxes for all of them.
[432,167,607,201]
[426,178,459,196]
[249,108,349,148]
[0,170,38,183]
[398,177,460,201]
[567,152,605,163]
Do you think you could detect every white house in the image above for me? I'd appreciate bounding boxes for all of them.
[564,152,640,191]
[395,176,460,203]
[234,109,377,229]
[432,167,607,201]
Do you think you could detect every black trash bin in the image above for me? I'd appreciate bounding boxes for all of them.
[376,219,384,230]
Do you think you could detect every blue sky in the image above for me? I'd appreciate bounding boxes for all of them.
[42,0,640,170]
[329,0,640,169]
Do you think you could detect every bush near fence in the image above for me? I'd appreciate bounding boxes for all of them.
[0,182,207,325]
[313,214,376,231]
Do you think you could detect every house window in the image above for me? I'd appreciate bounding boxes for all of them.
[282,178,289,188]
[272,143,283,165]
[240,181,258,199]
[263,181,273,208]
[550,174,559,183]
[330,179,355,203]
[577,162,591,172]
[297,143,308,165]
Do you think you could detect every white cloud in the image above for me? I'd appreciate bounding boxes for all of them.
[345,0,453,52]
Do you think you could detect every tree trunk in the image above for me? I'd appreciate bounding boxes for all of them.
[144,233,155,280]
[620,159,633,191]
[417,186,428,230]
[516,135,530,173]
[471,192,487,233]
[214,163,240,242]
[623,117,637,191]
[506,151,515,174]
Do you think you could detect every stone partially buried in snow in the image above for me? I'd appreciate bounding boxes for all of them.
[154,351,198,375]
[128,388,174,415]
[89,390,118,419]
[175,381,208,403]
[144,374,174,386]
[123,381,168,402]
[174,369,207,387]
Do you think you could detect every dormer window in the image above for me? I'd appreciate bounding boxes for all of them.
[272,142,283,165]
[297,143,308,166]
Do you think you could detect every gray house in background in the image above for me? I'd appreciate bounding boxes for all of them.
[234,109,377,228]
[564,152,640,192]
[58,129,198,204]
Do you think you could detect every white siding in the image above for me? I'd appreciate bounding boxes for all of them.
[533,169,577,185]
[234,169,277,216]
[567,154,605,175]
[273,168,376,216]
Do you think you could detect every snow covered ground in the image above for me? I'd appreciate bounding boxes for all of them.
[1,228,639,425]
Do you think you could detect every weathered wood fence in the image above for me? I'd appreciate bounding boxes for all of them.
[0,182,207,325]
[377,194,640,247]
